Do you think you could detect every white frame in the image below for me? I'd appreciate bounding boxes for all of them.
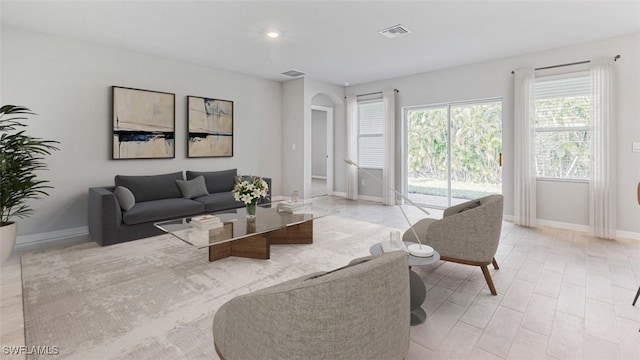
[402,97,503,209]
[533,71,591,183]
[311,105,334,196]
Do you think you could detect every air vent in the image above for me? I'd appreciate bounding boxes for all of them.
[281,69,306,77]
[379,24,411,39]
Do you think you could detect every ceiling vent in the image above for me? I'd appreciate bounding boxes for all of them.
[281,69,306,78]
[379,24,411,39]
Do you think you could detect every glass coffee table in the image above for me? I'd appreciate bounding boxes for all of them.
[155,203,333,262]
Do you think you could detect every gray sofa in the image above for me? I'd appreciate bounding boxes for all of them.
[212,252,411,360]
[88,169,271,246]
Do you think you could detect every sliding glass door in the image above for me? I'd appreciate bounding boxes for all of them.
[406,100,502,208]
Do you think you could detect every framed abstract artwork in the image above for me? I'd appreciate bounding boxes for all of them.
[187,96,234,157]
[112,86,175,159]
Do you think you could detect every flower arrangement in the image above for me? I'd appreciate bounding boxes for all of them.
[232,176,269,205]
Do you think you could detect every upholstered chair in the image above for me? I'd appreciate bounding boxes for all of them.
[403,194,504,295]
[212,251,410,360]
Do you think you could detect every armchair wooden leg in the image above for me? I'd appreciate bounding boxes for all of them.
[492,257,500,270]
[481,265,498,296]
[633,286,640,306]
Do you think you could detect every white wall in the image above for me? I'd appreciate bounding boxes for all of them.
[1,26,283,241]
[281,78,305,197]
[345,33,640,236]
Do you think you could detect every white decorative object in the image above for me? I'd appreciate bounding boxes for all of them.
[390,230,402,248]
[381,230,407,253]
[407,243,434,258]
[277,201,304,213]
[190,215,223,230]
[0,222,17,262]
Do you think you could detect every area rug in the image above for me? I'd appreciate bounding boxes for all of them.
[21,217,397,360]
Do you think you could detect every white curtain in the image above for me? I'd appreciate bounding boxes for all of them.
[513,69,537,227]
[382,90,396,205]
[346,95,359,200]
[590,58,616,239]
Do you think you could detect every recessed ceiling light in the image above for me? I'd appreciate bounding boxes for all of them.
[266,31,280,38]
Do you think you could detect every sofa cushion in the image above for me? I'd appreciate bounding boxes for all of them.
[122,198,205,225]
[176,176,209,199]
[115,172,184,202]
[186,169,237,194]
[114,186,135,211]
[193,192,242,212]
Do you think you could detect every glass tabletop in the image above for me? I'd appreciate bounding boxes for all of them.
[154,203,334,249]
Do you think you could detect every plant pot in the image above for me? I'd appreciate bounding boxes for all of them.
[0,222,17,262]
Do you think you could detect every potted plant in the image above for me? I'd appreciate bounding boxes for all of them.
[0,105,59,261]
[232,176,269,219]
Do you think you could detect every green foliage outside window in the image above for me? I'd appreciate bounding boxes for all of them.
[407,102,502,200]
[534,96,590,180]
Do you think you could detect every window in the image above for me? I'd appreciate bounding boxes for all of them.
[534,73,590,180]
[358,100,384,168]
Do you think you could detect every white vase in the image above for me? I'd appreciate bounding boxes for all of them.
[0,222,17,262]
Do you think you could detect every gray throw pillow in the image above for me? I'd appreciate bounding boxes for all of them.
[114,186,136,211]
[176,176,209,199]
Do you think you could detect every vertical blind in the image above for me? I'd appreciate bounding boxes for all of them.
[358,101,384,168]
[534,73,591,180]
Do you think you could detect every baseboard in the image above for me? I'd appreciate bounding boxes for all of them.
[312,176,327,180]
[535,219,591,233]
[16,226,89,247]
[357,195,383,202]
[616,230,640,241]
[329,192,383,203]
[503,215,640,241]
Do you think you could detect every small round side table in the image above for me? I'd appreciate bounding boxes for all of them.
[370,241,440,325]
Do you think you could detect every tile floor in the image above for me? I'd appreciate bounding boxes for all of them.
[1,196,639,359]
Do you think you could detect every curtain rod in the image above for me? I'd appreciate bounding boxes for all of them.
[511,55,620,74]
[344,88,399,99]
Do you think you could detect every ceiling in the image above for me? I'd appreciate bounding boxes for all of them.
[1,1,639,86]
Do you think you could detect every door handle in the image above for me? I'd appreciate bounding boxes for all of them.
[499,153,503,167]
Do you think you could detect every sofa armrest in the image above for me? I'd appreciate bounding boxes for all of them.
[88,187,122,246]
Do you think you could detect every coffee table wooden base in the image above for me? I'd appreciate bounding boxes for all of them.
[208,221,313,262]
[209,234,269,261]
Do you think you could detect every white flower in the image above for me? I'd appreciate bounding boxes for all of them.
[241,194,253,204]
[232,176,268,203]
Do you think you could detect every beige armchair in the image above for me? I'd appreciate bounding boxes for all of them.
[403,194,504,295]
[212,252,410,360]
